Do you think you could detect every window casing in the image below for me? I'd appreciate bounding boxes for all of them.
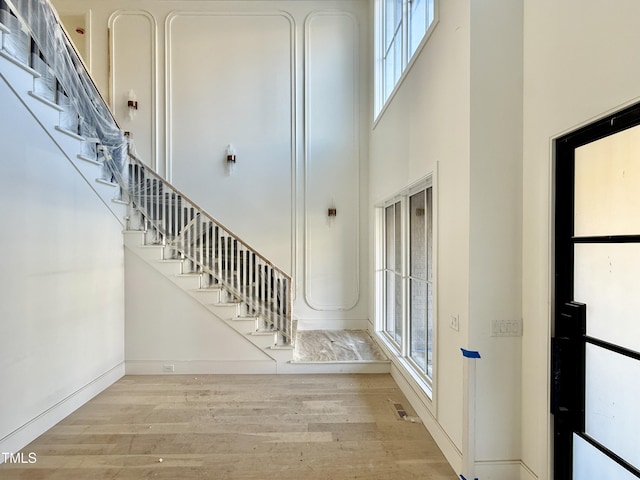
[377,180,434,388]
[375,0,436,117]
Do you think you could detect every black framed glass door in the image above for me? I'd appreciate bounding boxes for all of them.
[553,103,640,479]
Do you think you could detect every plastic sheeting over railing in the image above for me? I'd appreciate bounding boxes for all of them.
[4,0,128,173]
[1,0,293,344]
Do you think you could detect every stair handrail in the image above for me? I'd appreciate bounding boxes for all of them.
[118,151,292,342]
[3,0,293,343]
[125,151,291,280]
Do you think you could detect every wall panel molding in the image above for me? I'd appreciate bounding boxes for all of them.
[304,11,360,310]
[108,10,158,170]
[165,11,297,278]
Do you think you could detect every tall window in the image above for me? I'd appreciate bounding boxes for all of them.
[384,201,403,344]
[378,181,434,386]
[376,0,436,116]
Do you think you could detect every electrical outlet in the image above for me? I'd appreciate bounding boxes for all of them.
[450,314,460,331]
[162,364,175,373]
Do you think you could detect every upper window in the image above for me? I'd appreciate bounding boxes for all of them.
[375,0,436,117]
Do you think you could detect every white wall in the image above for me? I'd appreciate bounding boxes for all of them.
[0,73,125,456]
[469,0,523,473]
[369,0,471,471]
[124,249,275,373]
[52,0,372,332]
[370,0,524,478]
[522,2,640,479]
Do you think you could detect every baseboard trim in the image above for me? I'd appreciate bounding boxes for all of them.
[389,362,463,473]
[280,361,391,374]
[520,461,539,480]
[0,362,125,463]
[125,360,277,375]
[472,460,522,479]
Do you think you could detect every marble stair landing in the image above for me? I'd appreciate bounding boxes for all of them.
[293,330,388,363]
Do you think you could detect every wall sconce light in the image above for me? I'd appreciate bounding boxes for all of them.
[226,144,236,176]
[127,89,138,120]
[327,205,337,228]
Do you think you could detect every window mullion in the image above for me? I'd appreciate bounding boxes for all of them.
[401,195,410,358]
[402,0,409,68]
[383,21,402,59]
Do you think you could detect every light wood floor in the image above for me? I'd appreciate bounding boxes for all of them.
[1,374,458,479]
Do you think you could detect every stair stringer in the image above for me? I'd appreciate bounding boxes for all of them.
[123,231,294,371]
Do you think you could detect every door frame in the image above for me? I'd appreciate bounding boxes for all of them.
[552,102,640,479]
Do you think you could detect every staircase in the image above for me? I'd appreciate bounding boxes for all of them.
[1,0,390,374]
[0,0,293,361]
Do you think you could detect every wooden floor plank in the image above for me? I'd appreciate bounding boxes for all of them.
[1,374,457,479]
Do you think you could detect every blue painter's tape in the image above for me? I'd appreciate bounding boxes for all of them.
[461,348,481,359]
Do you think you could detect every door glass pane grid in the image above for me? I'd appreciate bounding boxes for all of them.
[573,434,640,480]
[574,242,640,352]
[584,343,640,472]
[574,124,640,237]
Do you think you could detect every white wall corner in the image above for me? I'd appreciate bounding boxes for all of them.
[0,363,124,464]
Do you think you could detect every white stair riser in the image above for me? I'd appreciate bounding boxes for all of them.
[225,317,260,335]
[132,244,164,263]
[205,303,240,319]
[171,274,201,291]
[248,332,277,349]
[0,51,38,92]
[122,230,147,249]
[154,260,183,276]
[192,289,222,304]
[25,91,63,127]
